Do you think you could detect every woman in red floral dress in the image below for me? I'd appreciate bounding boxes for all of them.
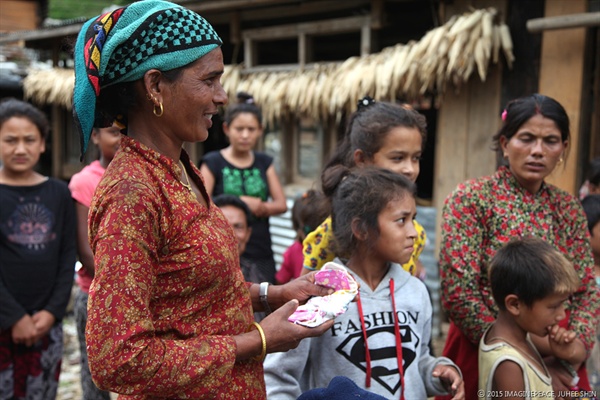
[72,1,335,399]
[437,94,599,400]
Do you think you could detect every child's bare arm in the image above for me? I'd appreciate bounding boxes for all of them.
[547,325,587,366]
[493,361,527,399]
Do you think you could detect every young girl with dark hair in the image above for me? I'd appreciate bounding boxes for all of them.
[265,167,464,399]
[301,98,429,280]
[200,92,287,284]
[0,98,76,399]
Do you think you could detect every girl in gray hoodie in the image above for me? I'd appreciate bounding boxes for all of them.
[264,167,464,400]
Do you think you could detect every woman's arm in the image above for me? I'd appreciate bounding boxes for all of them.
[234,300,333,362]
[87,179,334,397]
[43,186,76,322]
[439,187,495,345]
[263,164,287,215]
[74,201,95,277]
[247,274,335,312]
[242,164,287,218]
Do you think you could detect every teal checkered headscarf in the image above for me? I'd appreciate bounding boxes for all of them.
[73,0,222,157]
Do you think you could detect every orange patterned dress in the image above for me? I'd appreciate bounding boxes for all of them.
[86,136,265,399]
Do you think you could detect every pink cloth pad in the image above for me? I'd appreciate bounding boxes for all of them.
[288,262,358,327]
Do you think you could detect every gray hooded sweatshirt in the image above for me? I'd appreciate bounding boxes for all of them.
[264,259,460,399]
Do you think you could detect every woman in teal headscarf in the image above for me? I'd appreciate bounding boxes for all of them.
[73,2,335,398]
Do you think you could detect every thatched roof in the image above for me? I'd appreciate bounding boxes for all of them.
[23,67,74,109]
[23,7,513,125]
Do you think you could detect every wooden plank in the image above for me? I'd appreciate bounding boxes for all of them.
[361,22,371,56]
[539,0,587,195]
[243,37,255,68]
[370,0,384,30]
[242,15,370,40]
[229,11,241,45]
[190,0,370,25]
[433,88,469,254]
[0,23,84,44]
[433,89,469,207]
[181,0,298,13]
[241,62,342,74]
[281,116,296,184]
[433,0,508,255]
[527,12,600,32]
[466,67,502,179]
[298,32,307,67]
[184,0,369,18]
[0,1,38,32]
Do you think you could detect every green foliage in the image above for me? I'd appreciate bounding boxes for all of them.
[48,0,128,20]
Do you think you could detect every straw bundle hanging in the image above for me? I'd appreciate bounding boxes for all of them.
[226,6,513,126]
[23,68,75,110]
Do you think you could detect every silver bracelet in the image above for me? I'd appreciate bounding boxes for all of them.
[259,282,272,315]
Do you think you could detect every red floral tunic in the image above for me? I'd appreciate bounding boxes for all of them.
[438,166,600,398]
[440,166,598,348]
[86,136,264,399]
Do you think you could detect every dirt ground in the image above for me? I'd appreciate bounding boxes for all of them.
[56,314,117,400]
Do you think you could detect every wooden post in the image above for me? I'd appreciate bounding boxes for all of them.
[432,0,507,256]
[360,19,371,56]
[230,11,241,44]
[527,12,600,33]
[370,0,384,30]
[299,32,306,69]
[538,0,587,195]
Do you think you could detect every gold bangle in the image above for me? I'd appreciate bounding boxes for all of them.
[249,322,267,362]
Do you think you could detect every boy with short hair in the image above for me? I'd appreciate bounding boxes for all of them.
[479,237,584,400]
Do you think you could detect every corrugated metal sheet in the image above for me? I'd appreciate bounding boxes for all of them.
[269,198,296,268]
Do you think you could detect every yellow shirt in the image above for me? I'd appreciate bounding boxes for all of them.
[302,215,426,276]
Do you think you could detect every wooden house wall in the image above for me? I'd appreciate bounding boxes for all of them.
[432,0,508,252]
[0,1,40,32]
[539,0,591,194]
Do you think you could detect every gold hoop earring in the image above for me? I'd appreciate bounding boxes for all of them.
[146,93,153,101]
[153,102,164,117]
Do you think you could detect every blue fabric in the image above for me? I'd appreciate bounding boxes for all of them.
[73,0,222,156]
[297,376,389,400]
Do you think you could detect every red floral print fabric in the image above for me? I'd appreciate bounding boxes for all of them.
[86,136,264,399]
[440,166,599,349]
